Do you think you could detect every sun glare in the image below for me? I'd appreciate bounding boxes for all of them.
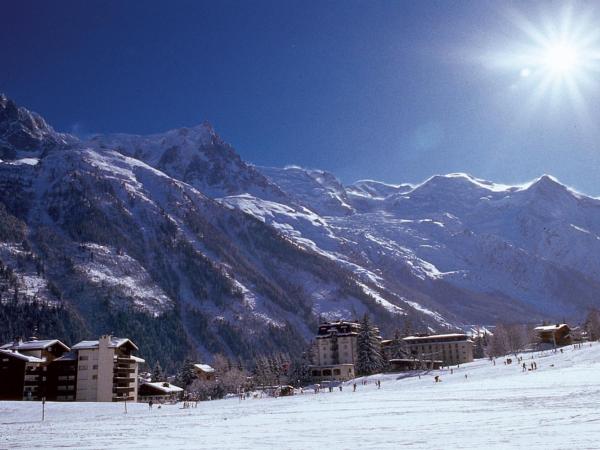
[489,4,600,121]
[543,44,579,73]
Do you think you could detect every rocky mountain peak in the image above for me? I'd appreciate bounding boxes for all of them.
[0,93,76,159]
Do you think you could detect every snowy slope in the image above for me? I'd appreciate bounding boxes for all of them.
[1,95,424,367]
[253,168,600,324]
[87,124,286,200]
[2,342,599,449]
[2,93,599,367]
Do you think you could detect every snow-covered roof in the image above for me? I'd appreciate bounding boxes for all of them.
[54,351,78,362]
[534,324,569,332]
[403,333,470,342]
[0,339,69,351]
[140,382,183,394]
[0,349,45,363]
[72,336,138,351]
[194,363,215,373]
[130,355,146,363]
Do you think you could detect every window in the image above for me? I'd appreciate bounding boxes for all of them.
[79,355,88,361]
[92,375,98,380]
[79,365,88,370]
[333,369,341,375]
[92,365,98,370]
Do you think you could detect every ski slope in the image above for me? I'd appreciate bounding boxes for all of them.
[1,343,599,449]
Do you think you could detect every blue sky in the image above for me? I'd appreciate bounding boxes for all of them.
[2,0,600,194]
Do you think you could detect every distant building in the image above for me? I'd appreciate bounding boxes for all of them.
[534,324,572,347]
[72,335,144,402]
[310,320,367,381]
[193,364,215,381]
[138,382,183,402]
[388,358,443,372]
[402,333,474,366]
[0,338,70,401]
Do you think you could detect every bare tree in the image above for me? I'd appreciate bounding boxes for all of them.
[585,309,600,341]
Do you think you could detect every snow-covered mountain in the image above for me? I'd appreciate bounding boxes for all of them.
[0,96,433,369]
[88,124,286,200]
[1,94,597,368]
[245,169,600,323]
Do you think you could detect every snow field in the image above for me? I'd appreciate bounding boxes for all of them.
[1,343,599,449]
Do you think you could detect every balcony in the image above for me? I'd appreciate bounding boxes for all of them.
[113,365,135,373]
[113,385,135,393]
[112,395,135,402]
[115,356,136,363]
[113,376,135,383]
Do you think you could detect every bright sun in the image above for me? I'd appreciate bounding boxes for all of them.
[543,44,579,73]
[489,3,600,118]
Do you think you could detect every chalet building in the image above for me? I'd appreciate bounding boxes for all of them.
[72,335,144,402]
[534,324,572,347]
[138,382,183,402]
[310,320,374,381]
[402,333,474,366]
[194,364,215,381]
[0,338,71,401]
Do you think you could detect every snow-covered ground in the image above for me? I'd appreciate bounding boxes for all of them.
[2,344,599,449]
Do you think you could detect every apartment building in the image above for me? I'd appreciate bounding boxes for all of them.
[72,335,144,402]
[310,321,364,381]
[402,333,474,366]
[0,338,71,401]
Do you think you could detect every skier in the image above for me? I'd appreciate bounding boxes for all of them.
[148,400,153,410]
[353,383,357,392]
[522,362,526,372]
[339,385,343,392]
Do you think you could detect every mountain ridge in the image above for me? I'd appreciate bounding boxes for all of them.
[1,93,597,369]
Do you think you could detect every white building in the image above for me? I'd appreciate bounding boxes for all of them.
[72,335,144,402]
[311,321,365,381]
[402,333,474,366]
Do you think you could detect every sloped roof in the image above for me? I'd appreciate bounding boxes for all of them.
[194,363,215,373]
[0,339,70,352]
[54,351,78,362]
[534,324,569,332]
[0,349,45,363]
[403,333,469,342]
[72,337,138,351]
[140,382,183,394]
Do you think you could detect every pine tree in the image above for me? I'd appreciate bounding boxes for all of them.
[389,329,408,360]
[152,361,165,382]
[177,358,197,387]
[288,345,313,386]
[356,314,384,376]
